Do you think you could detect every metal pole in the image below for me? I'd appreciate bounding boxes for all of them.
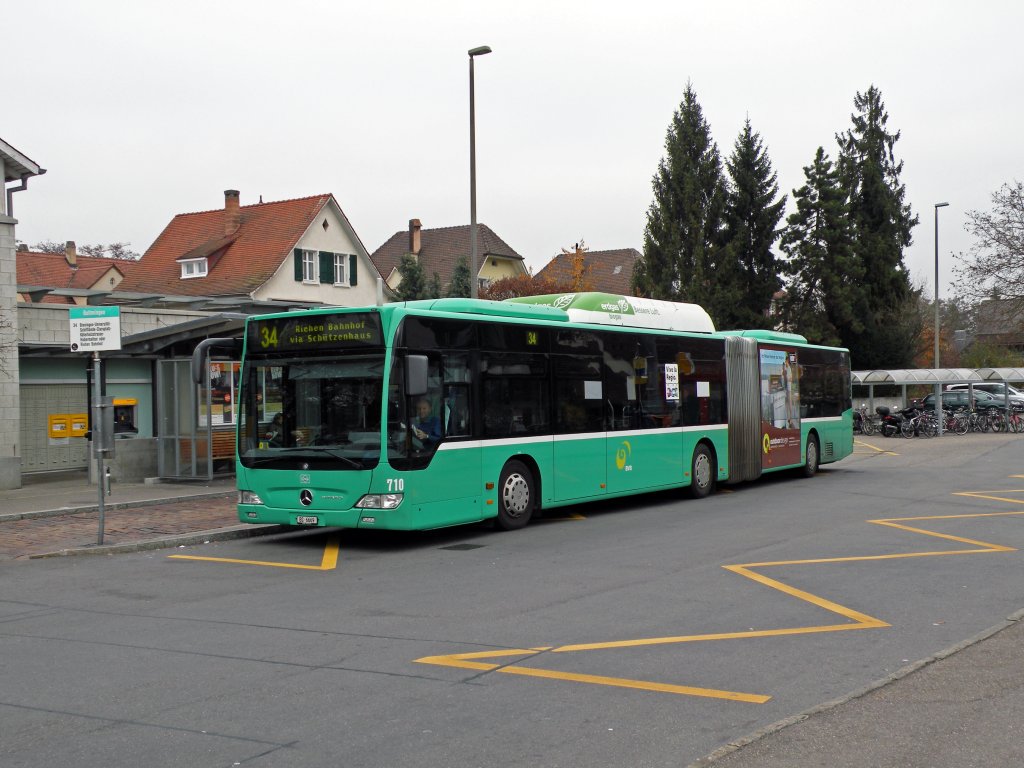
[93,351,106,544]
[468,45,491,300]
[934,202,948,436]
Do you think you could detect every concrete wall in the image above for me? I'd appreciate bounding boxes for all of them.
[18,304,216,347]
[0,213,22,488]
[88,437,158,484]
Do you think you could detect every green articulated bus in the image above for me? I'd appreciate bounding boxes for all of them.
[232,292,853,531]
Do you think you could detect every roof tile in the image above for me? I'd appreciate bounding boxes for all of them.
[535,248,640,295]
[16,250,127,304]
[119,194,332,296]
[370,223,525,286]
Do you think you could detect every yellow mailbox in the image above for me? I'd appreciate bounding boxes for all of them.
[48,415,71,439]
[70,414,89,437]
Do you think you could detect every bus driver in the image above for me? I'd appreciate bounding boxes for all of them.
[412,398,442,448]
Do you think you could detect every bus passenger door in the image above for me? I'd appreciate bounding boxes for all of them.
[605,347,683,495]
[552,356,606,502]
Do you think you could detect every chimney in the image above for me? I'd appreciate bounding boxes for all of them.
[409,218,422,257]
[224,189,241,235]
[64,240,77,268]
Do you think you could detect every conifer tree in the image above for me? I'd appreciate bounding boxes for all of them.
[835,85,919,368]
[721,118,786,329]
[634,83,727,320]
[395,254,427,301]
[428,272,443,299]
[447,256,472,298]
[779,147,861,346]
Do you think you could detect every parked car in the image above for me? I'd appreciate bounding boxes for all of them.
[945,383,1024,410]
[921,390,1006,412]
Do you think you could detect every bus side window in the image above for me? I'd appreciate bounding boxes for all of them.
[553,355,603,433]
[443,354,472,438]
[444,384,470,437]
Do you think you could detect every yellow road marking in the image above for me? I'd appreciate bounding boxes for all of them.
[416,503,1023,701]
[415,649,769,702]
[955,489,1024,506]
[169,535,340,570]
[853,439,898,455]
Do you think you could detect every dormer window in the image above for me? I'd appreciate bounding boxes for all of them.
[180,258,208,279]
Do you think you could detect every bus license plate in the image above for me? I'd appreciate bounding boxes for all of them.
[295,515,319,525]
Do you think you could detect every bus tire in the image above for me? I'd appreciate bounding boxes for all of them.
[802,434,820,478]
[690,443,715,499]
[495,460,534,530]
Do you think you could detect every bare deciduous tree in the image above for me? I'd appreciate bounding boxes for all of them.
[30,241,140,260]
[955,181,1024,308]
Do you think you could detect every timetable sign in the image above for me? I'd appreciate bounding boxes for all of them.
[70,306,122,352]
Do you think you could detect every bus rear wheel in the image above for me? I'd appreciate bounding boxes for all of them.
[690,443,715,499]
[495,460,534,530]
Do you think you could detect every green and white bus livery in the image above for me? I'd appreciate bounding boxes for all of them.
[231,293,853,531]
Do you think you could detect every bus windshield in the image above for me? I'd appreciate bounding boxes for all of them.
[238,352,385,470]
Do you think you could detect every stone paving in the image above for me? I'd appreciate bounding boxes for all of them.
[0,494,237,560]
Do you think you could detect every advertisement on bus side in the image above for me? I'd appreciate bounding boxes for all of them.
[759,347,801,468]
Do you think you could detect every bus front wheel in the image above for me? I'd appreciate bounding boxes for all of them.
[690,443,715,499]
[802,435,820,478]
[495,460,534,530]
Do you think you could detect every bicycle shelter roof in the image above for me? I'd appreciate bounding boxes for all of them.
[852,368,1024,386]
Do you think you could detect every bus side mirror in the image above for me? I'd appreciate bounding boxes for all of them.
[406,355,429,397]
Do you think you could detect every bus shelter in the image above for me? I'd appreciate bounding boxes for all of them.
[852,367,1024,412]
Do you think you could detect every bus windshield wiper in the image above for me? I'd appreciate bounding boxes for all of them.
[279,447,364,469]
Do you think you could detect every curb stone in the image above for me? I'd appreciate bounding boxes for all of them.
[27,523,285,559]
[0,491,236,523]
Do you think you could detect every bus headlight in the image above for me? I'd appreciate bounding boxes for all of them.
[239,490,264,505]
[355,494,403,509]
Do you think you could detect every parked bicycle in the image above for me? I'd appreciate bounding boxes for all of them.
[899,407,925,438]
[853,404,876,436]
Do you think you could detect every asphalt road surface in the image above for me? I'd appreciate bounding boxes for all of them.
[2,433,1022,767]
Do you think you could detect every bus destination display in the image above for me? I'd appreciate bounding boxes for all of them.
[249,313,383,352]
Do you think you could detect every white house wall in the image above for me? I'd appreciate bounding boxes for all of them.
[259,199,381,307]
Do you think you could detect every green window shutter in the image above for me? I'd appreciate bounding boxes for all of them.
[349,254,358,286]
[294,248,303,281]
[319,251,334,284]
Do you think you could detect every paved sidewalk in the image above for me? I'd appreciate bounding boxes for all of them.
[690,611,1024,768]
[0,470,277,560]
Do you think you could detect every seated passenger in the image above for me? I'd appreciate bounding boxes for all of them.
[265,413,284,446]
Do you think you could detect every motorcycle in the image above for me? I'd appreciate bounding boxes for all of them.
[875,405,903,437]
[876,405,926,437]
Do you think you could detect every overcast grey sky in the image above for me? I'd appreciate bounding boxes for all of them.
[8,0,1022,298]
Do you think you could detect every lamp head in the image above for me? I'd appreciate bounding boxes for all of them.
[935,202,949,208]
[469,46,492,57]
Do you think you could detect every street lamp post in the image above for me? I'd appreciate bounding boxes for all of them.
[934,202,949,369]
[934,201,949,435]
[468,45,492,300]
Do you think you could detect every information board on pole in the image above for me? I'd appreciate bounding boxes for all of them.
[70,306,121,352]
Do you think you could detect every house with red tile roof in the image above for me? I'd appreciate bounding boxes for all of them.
[119,190,383,306]
[371,219,528,295]
[16,242,127,304]
[535,247,640,296]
